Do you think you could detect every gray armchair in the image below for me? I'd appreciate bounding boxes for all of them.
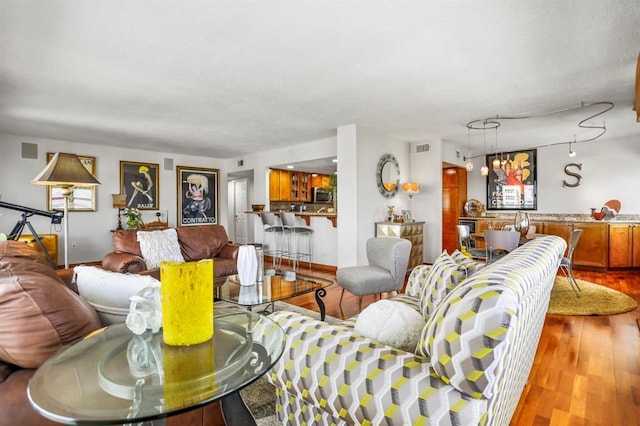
[336,237,412,311]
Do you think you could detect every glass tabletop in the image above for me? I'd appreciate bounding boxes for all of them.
[27,309,284,425]
[215,271,334,307]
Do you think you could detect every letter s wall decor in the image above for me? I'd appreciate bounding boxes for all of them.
[563,163,582,187]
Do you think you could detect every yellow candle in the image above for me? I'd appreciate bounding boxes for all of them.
[163,339,215,408]
[161,260,214,346]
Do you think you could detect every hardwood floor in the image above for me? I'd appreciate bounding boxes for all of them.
[284,267,640,426]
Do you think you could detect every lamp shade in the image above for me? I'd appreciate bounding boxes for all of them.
[32,152,100,187]
[402,182,420,194]
[112,193,127,209]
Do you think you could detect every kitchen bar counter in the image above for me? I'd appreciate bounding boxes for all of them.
[459,213,640,223]
[247,211,337,227]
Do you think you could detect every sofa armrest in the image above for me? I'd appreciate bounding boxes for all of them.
[101,252,147,273]
[266,311,487,425]
[218,242,240,260]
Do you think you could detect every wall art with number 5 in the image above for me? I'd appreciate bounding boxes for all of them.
[486,149,537,210]
[176,166,219,226]
[120,161,159,210]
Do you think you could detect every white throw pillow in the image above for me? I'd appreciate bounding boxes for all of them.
[354,299,426,353]
[74,265,160,324]
[136,228,185,269]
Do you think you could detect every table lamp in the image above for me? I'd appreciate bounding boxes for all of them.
[32,152,101,268]
[112,193,127,230]
[402,182,420,212]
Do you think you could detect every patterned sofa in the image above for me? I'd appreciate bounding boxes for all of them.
[266,235,566,425]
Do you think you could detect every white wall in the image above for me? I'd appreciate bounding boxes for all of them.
[0,134,227,265]
[466,134,640,214]
[337,125,412,267]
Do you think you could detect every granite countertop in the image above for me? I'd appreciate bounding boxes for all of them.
[247,210,336,217]
[459,213,640,223]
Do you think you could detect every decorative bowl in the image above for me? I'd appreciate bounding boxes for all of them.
[251,204,265,212]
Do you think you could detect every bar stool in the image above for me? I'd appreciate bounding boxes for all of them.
[260,212,285,270]
[280,212,313,271]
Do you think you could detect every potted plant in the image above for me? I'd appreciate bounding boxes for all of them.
[123,208,143,229]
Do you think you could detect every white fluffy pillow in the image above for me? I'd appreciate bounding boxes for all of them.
[74,265,160,324]
[354,300,426,352]
[136,228,185,269]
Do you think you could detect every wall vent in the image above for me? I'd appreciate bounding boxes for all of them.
[163,158,173,170]
[21,142,38,159]
[416,143,430,153]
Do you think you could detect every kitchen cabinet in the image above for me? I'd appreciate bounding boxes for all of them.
[269,169,312,202]
[609,223,640,268]
[311,174,332,188]
[269,169,290,201]
[442,168,467,254]
[544,222,608,268]
[572,223,608,268]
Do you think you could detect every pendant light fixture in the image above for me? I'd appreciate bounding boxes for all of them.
[465,127,474,171]
[480,125,489,176]
[568,136,577,157]
[492,125,501,169]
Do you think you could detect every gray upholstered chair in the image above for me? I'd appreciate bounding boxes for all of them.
[336,237,412,311]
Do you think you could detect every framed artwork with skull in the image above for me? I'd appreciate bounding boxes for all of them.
[176,165,219,226]
[120,161,160,210]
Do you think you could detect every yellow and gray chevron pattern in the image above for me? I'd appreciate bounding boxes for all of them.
[267,235,567,426]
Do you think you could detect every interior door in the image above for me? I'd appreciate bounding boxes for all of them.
[233,179,248,244]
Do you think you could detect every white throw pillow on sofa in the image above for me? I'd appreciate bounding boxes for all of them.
[136,228,185,269]
[74,265,160,324]
[354,299,426,352]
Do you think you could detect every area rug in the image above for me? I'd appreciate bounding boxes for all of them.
[548,276,638,315]
[216,300,339,425]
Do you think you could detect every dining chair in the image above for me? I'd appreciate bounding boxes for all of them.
[559,229,583,297]
[457,224,486,261]
[483,230,521,263]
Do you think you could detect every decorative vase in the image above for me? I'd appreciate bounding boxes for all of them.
[160,260,214,346]
[514,211,530,238]
[237,245,258,286]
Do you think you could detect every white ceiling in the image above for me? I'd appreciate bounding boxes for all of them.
[1,1,638,161]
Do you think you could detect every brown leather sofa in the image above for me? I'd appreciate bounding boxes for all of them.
[0,241,226,426]
[102,225,240,283]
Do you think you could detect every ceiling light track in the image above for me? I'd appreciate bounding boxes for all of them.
[464,101,614,160]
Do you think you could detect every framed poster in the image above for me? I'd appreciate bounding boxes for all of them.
[46,153,97,211]
[486,149,537,210]
[120,161,159,210]
[176,165,219,226]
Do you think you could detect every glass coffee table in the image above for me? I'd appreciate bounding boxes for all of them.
[28,309,284,425]
[215,271,334,321]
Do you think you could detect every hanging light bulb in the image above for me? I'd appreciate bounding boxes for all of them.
[481,123,489,176]
[465,127,474,171]
[568,136,577,157]
[492,126,501,168]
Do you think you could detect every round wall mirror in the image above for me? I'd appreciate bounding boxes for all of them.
[376,153,400,198]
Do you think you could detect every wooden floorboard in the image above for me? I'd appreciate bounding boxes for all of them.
[281,267,640,426]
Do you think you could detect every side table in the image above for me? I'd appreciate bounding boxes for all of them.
[28,309,284,425]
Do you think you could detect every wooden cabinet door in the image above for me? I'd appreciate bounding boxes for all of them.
[609,224,630,267]
[299,173,311,201]
[442,168,467,254]
[442,187,459,253]
[632,225,640,267]
[573,223,608,268]
[269,170,281,201]
[475,219,491,248]
[543,222,573,256]
[278,170,291,201]
[311,174,332,188]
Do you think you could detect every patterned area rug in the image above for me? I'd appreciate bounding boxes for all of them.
[216,300,340,425]
[548,276,638,315]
